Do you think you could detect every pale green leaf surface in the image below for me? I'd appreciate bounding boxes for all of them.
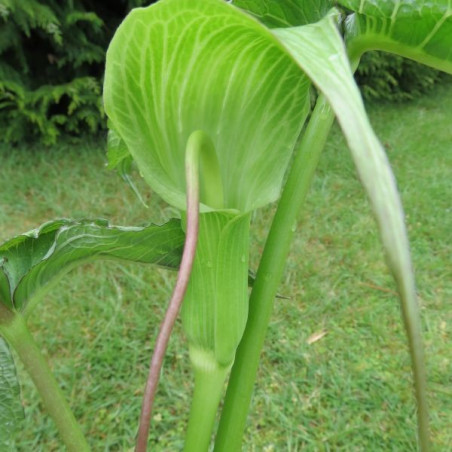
[104,0,310,213]
[0,219,184,312]
[339,0,452,73]
[273,11,428,446]
[0,337,23,450]
[232,0,334,28]
[182,212,250,368]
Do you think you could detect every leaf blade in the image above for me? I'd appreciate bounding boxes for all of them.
[0,219,185,312]
[273,11,430,449]
[339,0,452,73]
[232,0,334,28]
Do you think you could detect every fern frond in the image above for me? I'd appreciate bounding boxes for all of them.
[0,0,61,43]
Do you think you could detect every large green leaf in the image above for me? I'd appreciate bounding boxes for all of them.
[273,10,429,449]
[103,0,310,213]
[0,337,23,451]
[232,0,334,28]
[0,219,185,312]
[339,0,452,73]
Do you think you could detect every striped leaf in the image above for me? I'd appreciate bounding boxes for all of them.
[103,0,310,213]
[0,219,184,313]
[339,0,452,73]
[232,0,334,28]
[273,10,429,449]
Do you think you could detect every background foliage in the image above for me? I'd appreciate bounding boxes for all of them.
[355,51,448,102]
[0,0,448,145]
[0,0,152,145]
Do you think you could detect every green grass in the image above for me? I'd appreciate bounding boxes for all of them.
[1,82,451,451]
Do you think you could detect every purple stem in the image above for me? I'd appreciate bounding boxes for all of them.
[135,142,200,452]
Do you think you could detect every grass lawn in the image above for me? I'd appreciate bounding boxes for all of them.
[1,82,451,451]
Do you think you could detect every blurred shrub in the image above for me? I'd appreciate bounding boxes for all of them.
[355,51,447,102]
[0,0,150,145]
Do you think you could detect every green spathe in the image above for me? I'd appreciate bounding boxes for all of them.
[182,211,251,368]
[103,0,310,212]
[181,210,251,451]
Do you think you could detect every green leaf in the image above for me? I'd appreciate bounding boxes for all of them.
[232,0,334,28]
[0,219,185,312]
[103,0,310,213]
[0,219,69,310]
[0,337,23,450]
[339,0,452,73]
[273,10,429,449]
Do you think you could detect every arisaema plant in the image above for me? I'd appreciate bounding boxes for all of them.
[103,1,311,448]
[1,0,451,450]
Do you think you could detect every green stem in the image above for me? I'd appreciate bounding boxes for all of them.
[136,130,224,451]
[184,351,229,452]
[214,95,335,451]
[0,307,90,452]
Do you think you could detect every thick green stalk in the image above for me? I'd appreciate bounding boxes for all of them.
[184,349,230,452]
[214,95,335,451]
[0,306,90,452]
